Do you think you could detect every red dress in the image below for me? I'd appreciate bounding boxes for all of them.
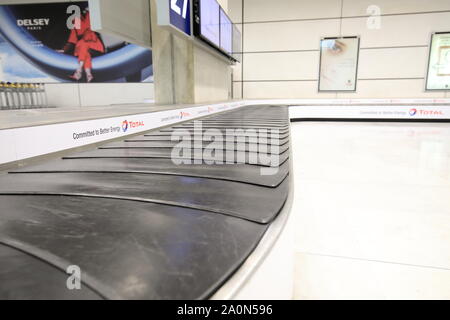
[67,12,104,70]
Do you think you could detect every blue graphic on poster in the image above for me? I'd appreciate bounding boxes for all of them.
[0,2,153,83]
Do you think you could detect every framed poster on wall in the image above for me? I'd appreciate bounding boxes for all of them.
[426,32,450,91]
[318,36,360,92]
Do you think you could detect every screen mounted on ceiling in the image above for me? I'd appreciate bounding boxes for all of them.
[219,8,232,55]
[193,0,238,61]
[232,24,241,62]
[199,0,220,48]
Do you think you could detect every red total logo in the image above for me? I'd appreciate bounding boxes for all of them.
[122,120,144,132]
[414,109,444,116]
[128,120,145,128]
[180,111,191,119]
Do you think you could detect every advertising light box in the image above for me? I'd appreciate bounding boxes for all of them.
[426,32,450,91]
[219,8,232,55]
[319,36,360,92]
[0,2,153,83]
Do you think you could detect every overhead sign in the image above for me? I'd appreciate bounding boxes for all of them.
[170,0,191,35]
[426,32,450,91]
[157,0,191,37]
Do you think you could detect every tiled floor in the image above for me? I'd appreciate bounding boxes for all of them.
[290,122,450,299]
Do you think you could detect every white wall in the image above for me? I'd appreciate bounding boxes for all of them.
[229,0,450,99]
[193,45,232,103]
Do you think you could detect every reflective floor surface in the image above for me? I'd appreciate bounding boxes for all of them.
[290,121,450,299]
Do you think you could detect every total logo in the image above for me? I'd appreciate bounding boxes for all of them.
[122,120,145,132]
[409,108,444,117]
[180,111,191,119]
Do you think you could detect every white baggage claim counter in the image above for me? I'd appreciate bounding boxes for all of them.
[0,99,448,299]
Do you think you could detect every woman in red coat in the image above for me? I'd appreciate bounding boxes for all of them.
[63,7,104,82]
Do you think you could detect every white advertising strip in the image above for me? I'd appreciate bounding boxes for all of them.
[289,105,450,120]
[0,101,246,165]
[246,98,450,105]
[2,99,450,165]
[239,98,450,119]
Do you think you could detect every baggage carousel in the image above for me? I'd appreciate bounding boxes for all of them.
[0,105,291,299]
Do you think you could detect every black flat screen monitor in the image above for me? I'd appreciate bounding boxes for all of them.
[232,24,241,62]
[198,0,220,48]
[219,8,232,55]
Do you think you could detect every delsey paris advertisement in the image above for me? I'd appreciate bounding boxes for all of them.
[426,32,450,90]
[319,37,360,92]
[0,2,153,83]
